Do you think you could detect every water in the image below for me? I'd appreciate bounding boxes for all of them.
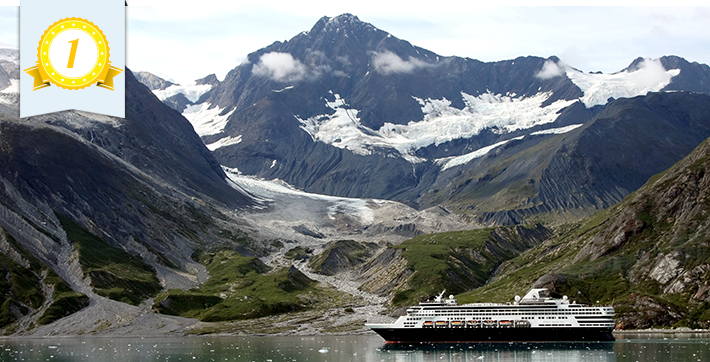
[0,333,708,362]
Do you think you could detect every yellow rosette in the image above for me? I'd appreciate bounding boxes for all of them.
[24,17,123,91]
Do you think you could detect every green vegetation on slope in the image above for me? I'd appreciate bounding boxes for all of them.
[284,246,312,261]
[385,224,551,306]
[37,271,90,326]
[309,240,378,275]
[57,213,162,306]
[155,250,346,322]
[457,138,710,329]
[0,251,43,328]
[1,227,89,331]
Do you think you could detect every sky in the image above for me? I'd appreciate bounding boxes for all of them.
[2,2,710,84]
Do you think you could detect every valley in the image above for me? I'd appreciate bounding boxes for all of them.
[1,12,710,337]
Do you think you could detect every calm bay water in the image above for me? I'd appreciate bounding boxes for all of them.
[1,333,708,362]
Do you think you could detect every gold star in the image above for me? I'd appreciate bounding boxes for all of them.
[52,32,55,35]
[83,25,86,29]
[72,80,75,84]
[92,32,95,34]
[71,23,75,26]
[98,41,102,44]
[52,72,55,75]
[92,72,95,75]
[61,78,64,81]
[61,25,64,29]
[83,78,86,81]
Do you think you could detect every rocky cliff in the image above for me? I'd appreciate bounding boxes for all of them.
[458,136,710,329]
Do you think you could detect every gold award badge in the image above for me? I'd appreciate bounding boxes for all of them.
[24,17,123,91]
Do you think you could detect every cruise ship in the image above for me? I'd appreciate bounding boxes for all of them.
[366,289,615,343]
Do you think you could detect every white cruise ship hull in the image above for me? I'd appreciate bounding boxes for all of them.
[366,324,615,343]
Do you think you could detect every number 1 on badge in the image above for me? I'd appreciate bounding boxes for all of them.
[67,38,79,68]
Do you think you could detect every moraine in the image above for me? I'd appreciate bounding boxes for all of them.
[366,288,615,343]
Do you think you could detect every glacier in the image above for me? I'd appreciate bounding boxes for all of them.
[566,58,680,108]
[436,136,525,171]
[296,91,575,162]
[530,124,584,136]
[152,83,213,103]
[206,135,242,151]
[182,103,235,137]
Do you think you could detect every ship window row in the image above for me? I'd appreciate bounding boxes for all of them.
[415,311,603,316]
[440,316,570,320]
[418,310,603,314]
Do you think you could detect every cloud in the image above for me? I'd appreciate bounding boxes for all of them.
[371,51,430,74]
[535,60,564,80]
[627,58,677,90]
[252,52,309,82]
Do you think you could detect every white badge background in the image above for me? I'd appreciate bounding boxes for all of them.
[20,0,125,118]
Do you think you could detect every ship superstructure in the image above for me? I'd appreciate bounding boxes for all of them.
[366,289,615,343]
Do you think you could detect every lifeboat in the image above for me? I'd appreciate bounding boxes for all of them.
[499,320,512,327]
[483,320,497,327]
[423,321,434,328]
[451,320,465,328]
[467,320,480,327]
[435,321,449,328]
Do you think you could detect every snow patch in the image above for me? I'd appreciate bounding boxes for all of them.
[1,79,18,93]
[152,83,212,103]
[182,103,235,137]
[566,58,680,107]
[223,167,375,225]
[530,124,584,136]
[205,135,242,151]
[273,86,294,93]
[297,92,574,163]
[437,136,524,171]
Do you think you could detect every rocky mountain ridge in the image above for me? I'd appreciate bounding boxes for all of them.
[0,59,477,336]
[3,11,710,336]
[456,135,710,329]
[0,68,265,335]
[144,14,710,224]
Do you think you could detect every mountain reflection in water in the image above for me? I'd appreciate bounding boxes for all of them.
[0,334,707,361]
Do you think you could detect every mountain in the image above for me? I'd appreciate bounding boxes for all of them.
[0,68,262,334]
[457,135,710,329]
[165,14,710,224]
[136,71,216,113]
[0,49,18,115]
[133,71,176,90]
[424,92,710,224]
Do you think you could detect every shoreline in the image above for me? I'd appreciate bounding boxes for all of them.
[5,328,710,340]
[614,328,710,334]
